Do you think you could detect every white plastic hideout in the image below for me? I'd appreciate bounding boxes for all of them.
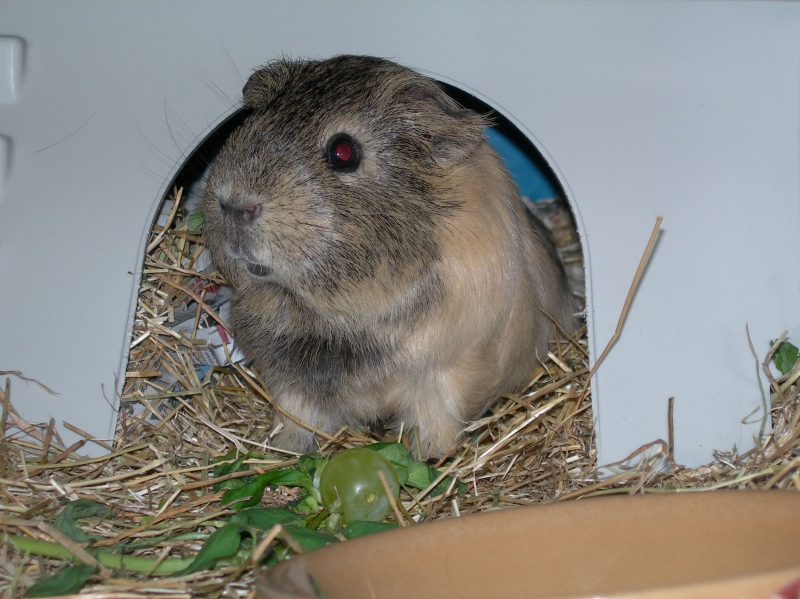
[0,1,798,467]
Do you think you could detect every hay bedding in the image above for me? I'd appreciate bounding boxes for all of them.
[0,188,798,598]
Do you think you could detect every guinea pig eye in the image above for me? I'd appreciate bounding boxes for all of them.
[326,134,361,172]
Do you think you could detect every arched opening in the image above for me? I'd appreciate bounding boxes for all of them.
[120,80,590,502]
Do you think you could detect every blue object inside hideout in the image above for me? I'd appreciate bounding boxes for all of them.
[485,128,556,201]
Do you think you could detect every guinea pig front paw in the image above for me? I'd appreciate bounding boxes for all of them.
[409,420,465,461]
[269,419,320,455]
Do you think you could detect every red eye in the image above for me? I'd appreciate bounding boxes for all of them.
[326,134,360,171]
[334,141,352,163]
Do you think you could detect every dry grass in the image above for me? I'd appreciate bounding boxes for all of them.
[1,188,798,598]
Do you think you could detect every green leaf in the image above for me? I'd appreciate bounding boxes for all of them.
[221,476,272,510]
[392,465,409,485]
[212,459,246,487]
[261,469,320,504]
[227,507,305,530]
[363,443,413,484]
[295,494,320,513]
[323,512,342,535]
[221,469,315,510]
[281,526,336,553]
[433,476,467,497]
[213,477,246,493]
[772,340,799,375]
[174,524,247,576]
[365,442,414,468]
[211,449,267,482]
[9,534,194,575]
[186,209,204,232]
[298,453,326,479]
[267,469,316,487]
[405,461,435,490]
[309,455,330,491]
[54,499,111,543]
[25,564,96,597]
[404,462,465,495]
[298,453,319,472]
[340,521,398,539]
[211,448,238,467]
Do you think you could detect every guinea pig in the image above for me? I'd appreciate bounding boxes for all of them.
[202,55,577,458]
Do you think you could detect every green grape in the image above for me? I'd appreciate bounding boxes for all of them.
[319,448,400,525]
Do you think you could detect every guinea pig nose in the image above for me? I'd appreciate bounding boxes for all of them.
[241,203,263,223]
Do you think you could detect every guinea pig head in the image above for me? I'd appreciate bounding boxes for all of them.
[202,56,486,319]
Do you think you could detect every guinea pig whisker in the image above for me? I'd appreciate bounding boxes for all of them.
[165,98,201,144]
[138,125,183,168]
[139,160,173,186]
[218,36,245,87]
[163,102,194,161]
[189,65,239,109]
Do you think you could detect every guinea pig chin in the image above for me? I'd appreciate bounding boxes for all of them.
[224,242,274,279]
[229,250,274,279]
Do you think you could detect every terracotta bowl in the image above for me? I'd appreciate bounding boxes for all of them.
[256,491,800,599]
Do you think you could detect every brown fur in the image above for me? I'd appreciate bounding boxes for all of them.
[202,55,576,457]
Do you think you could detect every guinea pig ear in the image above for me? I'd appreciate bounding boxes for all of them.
[400,83,487,167]
[242,62,291,108]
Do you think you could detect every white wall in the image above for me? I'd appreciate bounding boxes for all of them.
[0,1,798,466]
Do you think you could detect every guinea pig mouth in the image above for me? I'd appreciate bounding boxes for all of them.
[245,261,273,278]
